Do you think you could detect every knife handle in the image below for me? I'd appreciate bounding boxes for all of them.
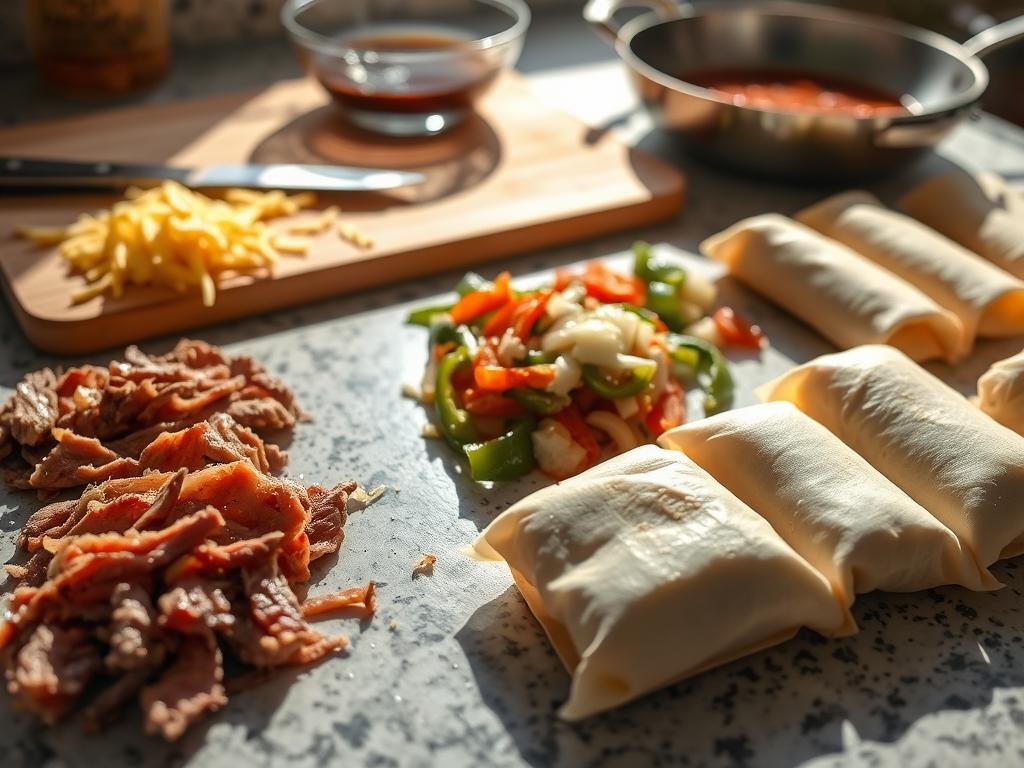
[0,156,188,191]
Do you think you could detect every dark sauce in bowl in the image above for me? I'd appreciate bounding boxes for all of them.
[683,70,908,116]
[316,27,501,115]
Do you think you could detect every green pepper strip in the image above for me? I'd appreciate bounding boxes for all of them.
[633,241,686,285]
[407,303,454,327]
[456,271,492,296]
[643,281,686,332]
[435,347,479,449]
[616,303,660,326]
[430,317,478,356]
[582,362,656,399]
[633,241,689,332]
[667,334,734,415]
[509,388,568,415]
[523,350,557,365]
[464,418,536,481]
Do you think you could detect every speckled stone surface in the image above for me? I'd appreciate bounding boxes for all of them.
[2,58,1024,768]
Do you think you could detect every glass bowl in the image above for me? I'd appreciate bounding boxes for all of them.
[282,0,531,136]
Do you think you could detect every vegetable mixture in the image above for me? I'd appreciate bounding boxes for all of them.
[407,243,765,482]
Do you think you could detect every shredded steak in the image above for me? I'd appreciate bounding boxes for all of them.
[7,624,102,724]
[0,339,367,741]
[2,369,58,447]
[140,634,227,741]
[305,481,354,562]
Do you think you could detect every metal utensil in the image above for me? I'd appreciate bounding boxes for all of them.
[0,157,426,192]
[583,0,1024,180]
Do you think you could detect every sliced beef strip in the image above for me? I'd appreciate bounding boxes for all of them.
[133,468,187,531]
[138,414,271,474]
[2,368,58,447]
[105,582,164,673]
[305,481,354,562]
[264,443,287,474]
[138,377,244,425]
[231,560,347,668]
[176,461,309,580]
[29,429,138,490]
[225,397,296,431]
[158,579,235,635]
[166,531,284,583]
[7,623,102,724]
[104,422,179,459]
[163,339,230,371]
[19,499,79,548]
[140,633,227,742]
[0,509,226,650]
[5,551,51,588]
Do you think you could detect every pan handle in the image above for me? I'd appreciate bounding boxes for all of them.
[962,15,1024,58]
[583,0,681,43]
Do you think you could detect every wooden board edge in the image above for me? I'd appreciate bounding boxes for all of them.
[8,178,686,355]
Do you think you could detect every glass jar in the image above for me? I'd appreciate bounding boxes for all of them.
[27,0,170,96]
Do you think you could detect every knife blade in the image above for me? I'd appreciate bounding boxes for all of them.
[0,157,426,192]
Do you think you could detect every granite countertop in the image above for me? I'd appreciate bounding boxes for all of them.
[3,11,1024,768]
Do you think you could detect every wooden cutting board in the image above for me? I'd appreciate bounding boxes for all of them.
[0,72,685,354]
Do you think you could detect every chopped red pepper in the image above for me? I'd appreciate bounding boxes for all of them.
[475,365,556,392]
[581,261,645,305]
[450,271,511,324]
[514,290,554,340]
[482,295,524,337]
[553,404,601,468]
[463,388,526,418]
[712,307,766,350]
[645,379,685,436]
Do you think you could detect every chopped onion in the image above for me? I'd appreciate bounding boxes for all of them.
[585,410,638,454]
[532,418,587,479]
[633,321,654,356]
[681,271,717,312]
[649,349,669,401]
[614,395,639,420]
[497,329,527,367]
[684,316,723,347]
[548,354,582,396]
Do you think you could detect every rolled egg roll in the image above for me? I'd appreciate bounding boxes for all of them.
[658,401,999,608]
[798,191,1024,341]
[472,445,851,720]
[976,347,1024,436]
[901,172,1024,279]
[701,214,965,362]
[757,344,1024,566]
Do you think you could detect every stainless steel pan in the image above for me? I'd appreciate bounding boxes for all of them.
[583,0,1024,179]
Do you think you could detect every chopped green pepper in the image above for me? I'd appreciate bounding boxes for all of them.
[633,241,686,286]
[667,334,734,415]
[429,317,477,355]
[456,271,491,296]
[509,388,569,415]
[616,303,661,326]
[435,347,479,449]
[644,281,686,332]
[464,419,536,481]
[582,362,656,399]
[523,350,557,365]
[406,303,454,327]
[633,242,689,332]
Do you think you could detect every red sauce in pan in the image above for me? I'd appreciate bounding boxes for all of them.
[684,70,907,116]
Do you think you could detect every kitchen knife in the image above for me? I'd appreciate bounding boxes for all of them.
[0,156,426,192]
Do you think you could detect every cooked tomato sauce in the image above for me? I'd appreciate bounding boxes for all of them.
[685,70,906,116]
